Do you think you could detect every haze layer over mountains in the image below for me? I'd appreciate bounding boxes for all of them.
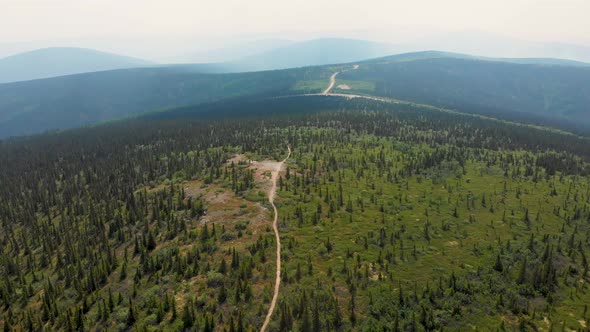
[4,33,590,83]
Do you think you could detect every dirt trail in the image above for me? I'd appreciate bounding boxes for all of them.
[300,64,406,103]
[260,145,291,332]
[322,72,339,95]
[322,64,362,95]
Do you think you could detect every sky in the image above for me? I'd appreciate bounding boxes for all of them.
[1,0,590,60]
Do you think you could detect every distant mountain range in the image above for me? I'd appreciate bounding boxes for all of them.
[3,38,590,84]
[172,33,590,69]
[225,38,400,71]
[1,40,590,138]
[0,47,153,83]
[0,39,396,83]
[184,34,590,70]
[175,39,295,63]
[164,38,403,73]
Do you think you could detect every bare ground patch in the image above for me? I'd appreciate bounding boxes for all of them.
[251,160,283,193]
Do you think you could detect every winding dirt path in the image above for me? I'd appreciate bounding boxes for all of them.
[308,64,403,102]
[260,145,291,332]
[322,64,360,95]
[322,71,339,95]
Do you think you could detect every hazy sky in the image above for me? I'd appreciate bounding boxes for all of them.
[2,0,589,60]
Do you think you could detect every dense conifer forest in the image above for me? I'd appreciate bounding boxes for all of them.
[338,57,590,133]
[1,96,590,331]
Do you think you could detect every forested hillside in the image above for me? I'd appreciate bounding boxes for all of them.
[1,96,590,331]
[338,56,590,130]
[0,66,329,138]
[2,51,590,139]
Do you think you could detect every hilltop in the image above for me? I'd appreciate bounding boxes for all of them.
[0,47,152,83]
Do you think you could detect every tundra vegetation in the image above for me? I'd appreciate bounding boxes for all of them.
[1,97,589,331]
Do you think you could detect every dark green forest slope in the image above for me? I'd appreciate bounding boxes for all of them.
[339,56,590,130]
[1,96,590,331]
[0,66,329,138]
[2,51,590,139]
